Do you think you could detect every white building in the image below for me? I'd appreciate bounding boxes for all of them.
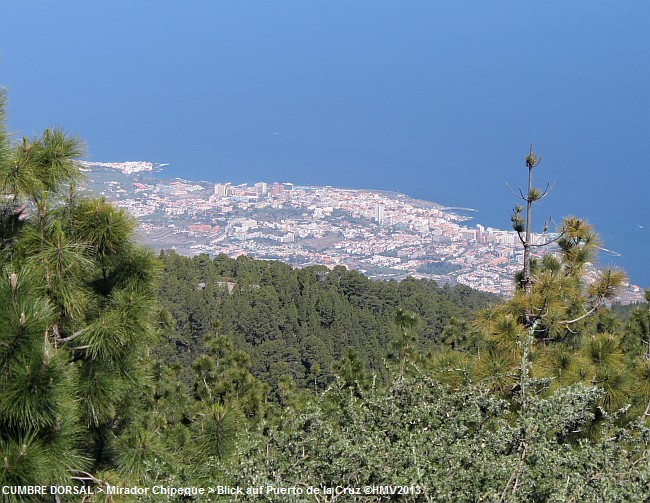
[373,204,385,225]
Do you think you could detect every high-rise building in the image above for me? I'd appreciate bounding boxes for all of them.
[253,182,269,195]
[214,183,230,197]
[460,229,477,242]
[373,204,385,225]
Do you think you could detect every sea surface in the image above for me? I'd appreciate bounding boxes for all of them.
[2,2,648,287]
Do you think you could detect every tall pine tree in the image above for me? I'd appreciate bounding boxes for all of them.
[0,88,159,492]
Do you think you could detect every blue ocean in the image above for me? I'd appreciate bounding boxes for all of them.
[2,1,648,286]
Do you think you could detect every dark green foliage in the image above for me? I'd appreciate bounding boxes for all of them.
[146,249,650,501]
[0,91,160,492]
[621,300,650,357]
[333,349,368,391]
[155,251,495,395]
[611,300,646,323]
[0,270,87,492]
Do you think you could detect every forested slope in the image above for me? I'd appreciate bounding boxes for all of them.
[155,251,495,392]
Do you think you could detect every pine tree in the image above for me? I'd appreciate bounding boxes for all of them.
[508,145,551,299]
[502,147,626,342]
[0,88,160,490]
[0,269,87,493]
[391,307,420,375]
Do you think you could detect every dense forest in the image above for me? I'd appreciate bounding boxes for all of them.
[2,90,650,501]
[155,251,494,393]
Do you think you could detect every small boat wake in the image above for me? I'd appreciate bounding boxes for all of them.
[597,246,622,257]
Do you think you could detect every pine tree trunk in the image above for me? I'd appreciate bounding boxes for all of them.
[523,165,533,324]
